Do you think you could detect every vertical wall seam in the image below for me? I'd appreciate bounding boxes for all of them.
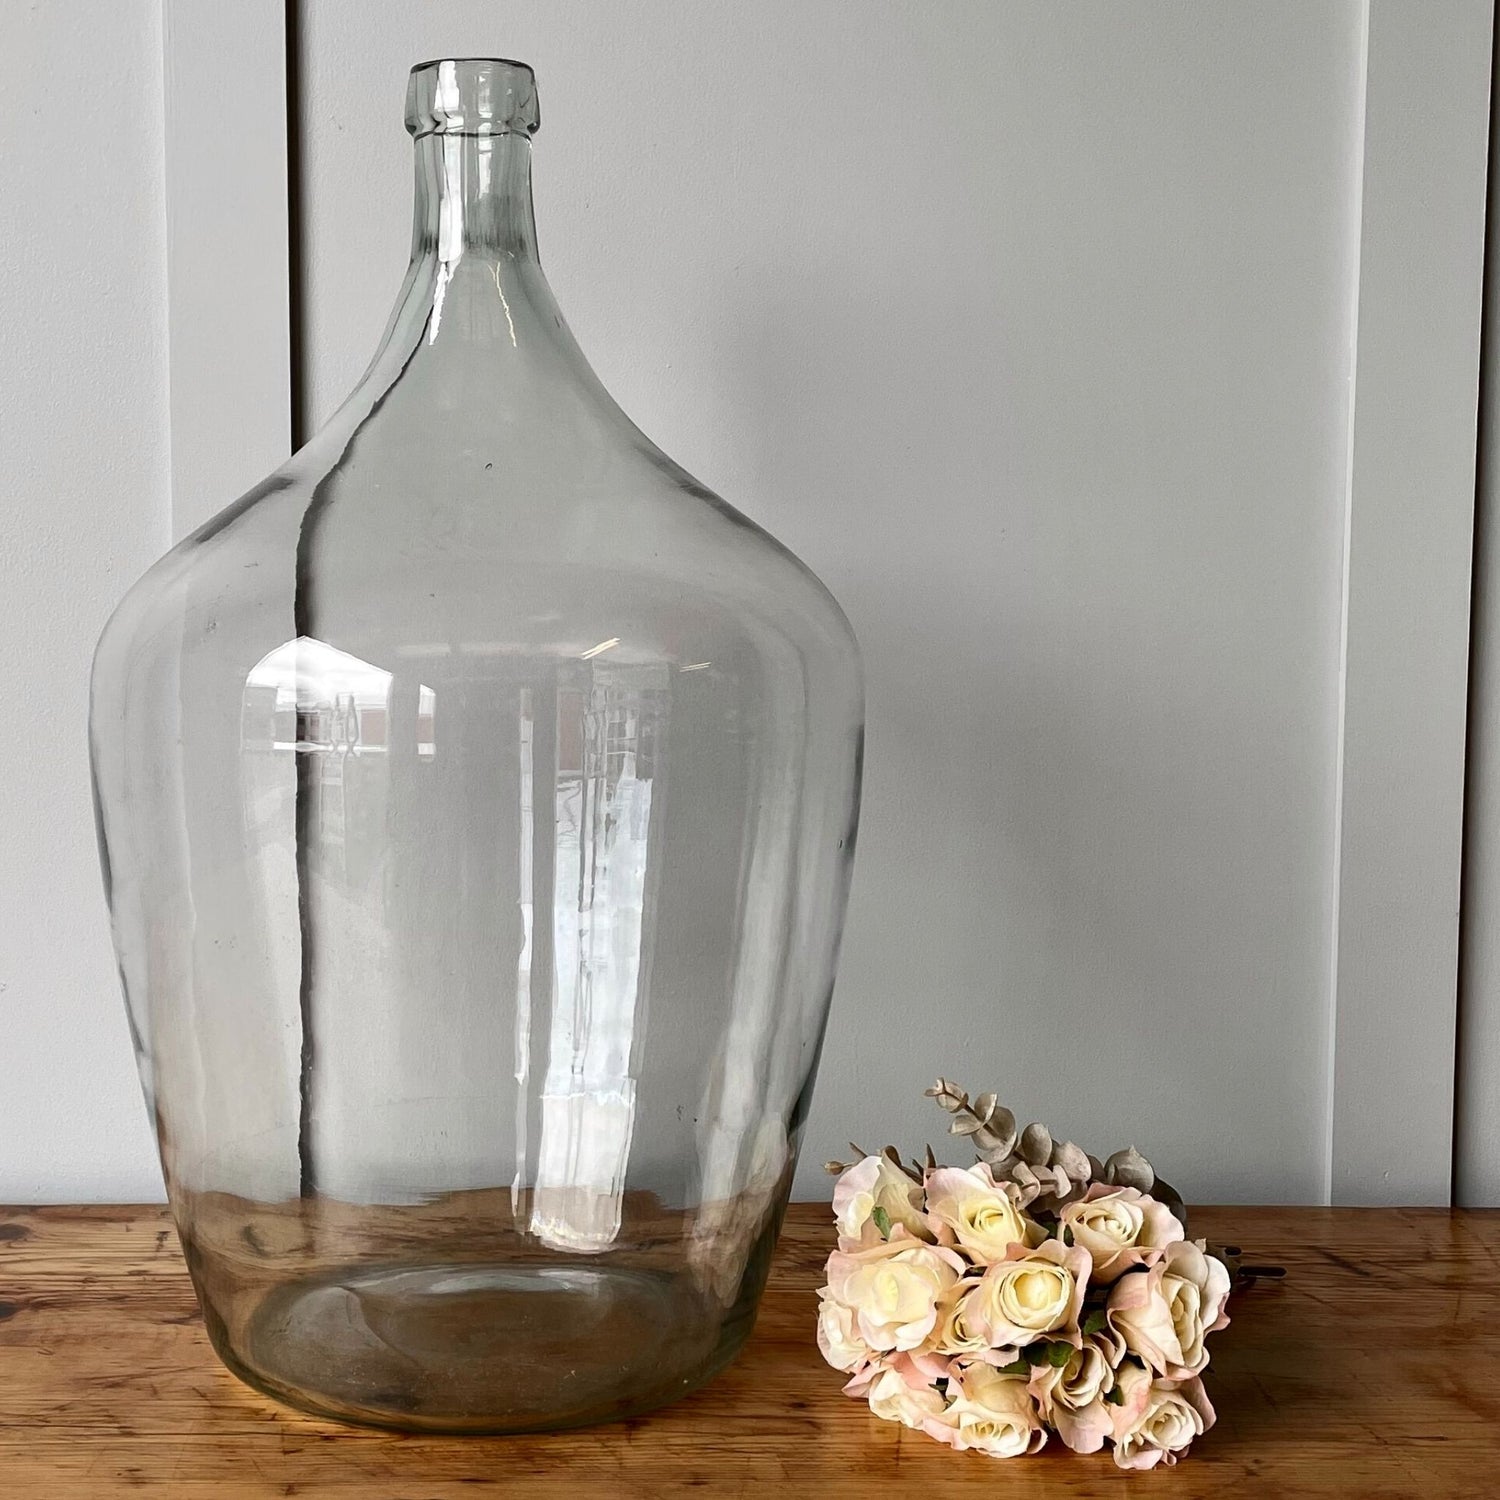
[285,0,305,450]
[1323,0,1372,1208]
[155,0,175,549]
[1453,2,1500,1209]
[159,0,293,536]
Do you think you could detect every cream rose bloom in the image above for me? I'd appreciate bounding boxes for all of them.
[1059,1184,1184,1284]
[923,1163,1034,1262]
[930,1279,991,1358]
[1110,1365,1216,1470]
[971,1238,1091,1349]
[1028,1333,1118,1454]
[816,1292,869,1373]
[832,1155,931,1244]
[1107,1240,1231,1378]
[926,1364,1046,1458]
[824,1231,966,1352]
[862,1365,948,1429]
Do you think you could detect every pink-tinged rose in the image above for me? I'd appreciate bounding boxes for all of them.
[816,1292,869,1372]
[1111,1367,1215,1470]
[824,1231,966,1352]
[930,1279,992,1358]
[904,1346,955,1383]
[923,1163,1034,1262]
[863,1365,948,1429]
[1107,1241,1231,1378]
[1109,1359,1153,1432]
[971,1237,1091,1349]
[1059,1184,1184,1284]
[1028,1332,1118,1454]
[1089,1313,1128,1370]
[925,1364,1046,1458]
[832,1155,931,1244]
[842,1350,950,1402]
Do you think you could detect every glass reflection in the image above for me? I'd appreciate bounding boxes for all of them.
[531,665,668,1251]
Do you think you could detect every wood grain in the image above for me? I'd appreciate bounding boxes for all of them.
[2,1203,1498,1496]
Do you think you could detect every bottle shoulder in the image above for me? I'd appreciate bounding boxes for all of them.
[92,434,860,710]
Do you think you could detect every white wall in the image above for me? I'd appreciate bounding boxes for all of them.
[0,1,170,1199]
[2,1,1490,1206]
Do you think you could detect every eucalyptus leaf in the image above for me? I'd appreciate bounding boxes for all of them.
[1019,1121,1053,1167]
[871,1206,892,1238]
[1105,1145,1155,1193]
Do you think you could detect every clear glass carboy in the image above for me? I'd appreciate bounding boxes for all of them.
[89,58,863,1432]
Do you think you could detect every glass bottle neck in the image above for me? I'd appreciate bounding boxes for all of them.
[411,131,539,264]
[300,60,626,454]
[372,129,584,381]
[379,58,559,364]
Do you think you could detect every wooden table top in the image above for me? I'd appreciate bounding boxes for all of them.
[1,1201,1496,1497]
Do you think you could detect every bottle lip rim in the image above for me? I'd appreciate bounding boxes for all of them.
[409,56,534,76]
[406,58,539,138]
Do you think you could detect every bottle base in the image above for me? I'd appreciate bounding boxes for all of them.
[210,1258,748,1433]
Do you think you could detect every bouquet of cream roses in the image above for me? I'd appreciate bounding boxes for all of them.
[816,1080,1232,1469]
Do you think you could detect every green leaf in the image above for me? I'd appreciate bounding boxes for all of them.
[1045,1341,1073,1367]
[1023,1342,1052,1367]
[1103,1385,1125,1406]
[871,1206,892,1239]
[996,1358,1030,1376]
[1083,1309,1109,1336]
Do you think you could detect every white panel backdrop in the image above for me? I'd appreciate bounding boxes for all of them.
[2,1,170,1200]
[2,0,1492,1206]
